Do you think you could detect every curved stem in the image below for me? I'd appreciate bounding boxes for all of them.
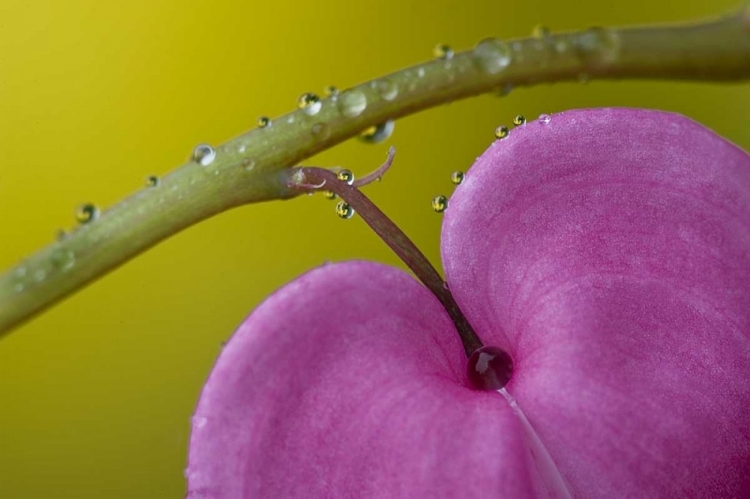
[287,152,484,356]
[2,6,750,336]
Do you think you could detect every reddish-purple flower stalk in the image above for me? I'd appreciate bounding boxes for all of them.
[289,149,514,390]
[187,108,750,498]
[288,149,484,356]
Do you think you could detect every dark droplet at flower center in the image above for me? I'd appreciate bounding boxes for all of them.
[467,346,513,391]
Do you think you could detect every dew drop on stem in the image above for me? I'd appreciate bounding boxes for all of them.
[192,144,216,166]
[335,201,355,219]
[75,203,100,224]
[298,93,322,115]
[434,43,454,60]
[359,120,395,144]
[337,169,355,185]
[337,90,367,118]
[474,38,512,74]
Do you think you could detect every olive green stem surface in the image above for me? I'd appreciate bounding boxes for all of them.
[2,6,749,336]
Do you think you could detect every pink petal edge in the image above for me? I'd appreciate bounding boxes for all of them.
[443,108,750,497]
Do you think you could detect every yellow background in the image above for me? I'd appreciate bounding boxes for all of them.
[0,0,748,497]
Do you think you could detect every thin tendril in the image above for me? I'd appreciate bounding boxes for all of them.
[352,147,396,187]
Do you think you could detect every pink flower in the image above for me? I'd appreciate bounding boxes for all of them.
[186,108,750,498]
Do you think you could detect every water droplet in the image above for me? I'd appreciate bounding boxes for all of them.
[359,120,395,144]
[474,38,512,74]
[450,171,464,185]
[494,126,509,139]
[577,73,591,84]
[311,122,331,141]
[375,79,398,101]
[240,158,256,171]
[467,346,513,391]
[337,90,367,118]
[493,83,514,97]
[298,92,322,115]
[335,201,355,219]
[51,248,75,272]
[192,416,207,429]
[513,115,526,127]
[75,203,100,224]
[417,68,425,78]
[324,191,337,200]
[554,39,569,53]
[575,27,620,66]
[432,195,448,213]
[145,175,159,187]
[337,169,354,185]
[14,266,27,278]
[532,25,551,38]
[538,114,551,125]
[324,85,339,98]
[33,269,46,283]
[14,283,24,293]
[192,144,216,166]
[434,44,454,60]
[257,116,271,128]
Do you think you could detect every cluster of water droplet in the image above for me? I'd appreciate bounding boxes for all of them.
[430,168,465,215]
[431,112,550,215]
[27,35,570,300]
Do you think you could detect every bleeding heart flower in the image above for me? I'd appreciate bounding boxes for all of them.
[186,108,750,498]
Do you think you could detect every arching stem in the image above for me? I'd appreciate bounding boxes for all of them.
[285,149,483,357]
[2,5,750,336]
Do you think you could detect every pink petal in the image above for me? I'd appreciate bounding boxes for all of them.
[187,261,545,498]
[442,108,750,497]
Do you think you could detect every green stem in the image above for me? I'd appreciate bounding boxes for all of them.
[2,6,750,336]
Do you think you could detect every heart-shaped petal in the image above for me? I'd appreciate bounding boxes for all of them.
[187,262,546,498]
[443,108,750,497]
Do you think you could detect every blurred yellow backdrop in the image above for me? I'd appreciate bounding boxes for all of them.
[0,0,747,497]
